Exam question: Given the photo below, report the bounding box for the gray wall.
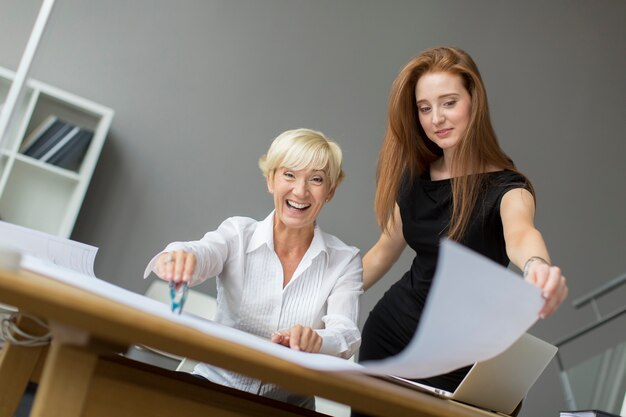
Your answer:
[2,1,625,416]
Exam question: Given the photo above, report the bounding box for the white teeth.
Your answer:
[287,200,310,209]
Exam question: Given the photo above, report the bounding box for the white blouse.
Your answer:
[144,212,363,406]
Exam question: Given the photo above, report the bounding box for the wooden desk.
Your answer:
[0,267,500,417]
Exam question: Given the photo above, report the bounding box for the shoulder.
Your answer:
[215,216,259,238]
[485,170,532,199]
[319,230,363,280]
[488,170,530,188]
[319,229,360,258]
[219,216,256,228]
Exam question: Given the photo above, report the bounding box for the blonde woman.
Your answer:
[145,128,362,410]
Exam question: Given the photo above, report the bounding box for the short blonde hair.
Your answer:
[259,128,345,190]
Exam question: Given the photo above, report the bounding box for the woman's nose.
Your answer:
[293,179,308,196]
[431,107,445,125]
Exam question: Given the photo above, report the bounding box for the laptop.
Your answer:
[385,333,558,415]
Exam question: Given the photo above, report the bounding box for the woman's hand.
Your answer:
[156,251,196,284]
[524,259,568,319]
[271,325,322,353]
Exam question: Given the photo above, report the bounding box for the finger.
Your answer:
[155,253,168,278]
[541,267,562,299]
[544,271,566,316]
[541,272,560,304]
[158,252,175,278]
[303,329,321,353]
[299,328,313,352]
[271,331,290,347]
[534,263,551,291]
[538,292,556,318]
[548,283,567,315]
[539,288,555,318]
[164,252,176,281]
[540,296,560,318]
[289,326,302,351]
[539,274,567,318]
[271,332,284,344]
[183,253,196,283]
[173,251,185,282]
[552,276,569,313]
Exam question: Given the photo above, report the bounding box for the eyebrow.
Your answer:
[416,93,461,104]
[283,168,326,174]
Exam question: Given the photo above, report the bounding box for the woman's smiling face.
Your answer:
[415,71,472,154]
[268,167,334,231]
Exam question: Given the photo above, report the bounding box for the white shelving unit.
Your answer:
[0,66,113,237]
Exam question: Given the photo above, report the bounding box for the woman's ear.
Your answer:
[325,187,336,203]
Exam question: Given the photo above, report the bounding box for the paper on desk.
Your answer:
[0,220,97,276]
[19,239,543,379]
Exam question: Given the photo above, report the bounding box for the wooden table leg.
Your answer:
[0,314,49,417]
[29,327,98,417]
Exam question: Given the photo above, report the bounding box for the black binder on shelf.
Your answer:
[46,129,93,171]
[22,119,73,159]
[39,125,81,162]
[560,410,623,417]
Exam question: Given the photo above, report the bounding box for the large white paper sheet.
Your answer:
[0,220,97,276]
[19,239,543,379]
[360,240,543,378]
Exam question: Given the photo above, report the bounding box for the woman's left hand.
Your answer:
[524,260,568,319]
[271,325,322,353]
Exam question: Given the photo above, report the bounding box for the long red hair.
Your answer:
[375,46,534,240]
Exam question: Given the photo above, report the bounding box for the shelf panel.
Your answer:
[13,153,81,180]
[0,82,36,152]
[25,92,101,135]
[0,158,79,235]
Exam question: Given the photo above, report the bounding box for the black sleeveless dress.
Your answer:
[359,170,530,391]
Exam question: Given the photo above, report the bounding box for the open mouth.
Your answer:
[286,200,311,211]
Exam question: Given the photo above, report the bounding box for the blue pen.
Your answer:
[169,281,188,314]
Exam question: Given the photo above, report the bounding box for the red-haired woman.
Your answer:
[354,47,568,416]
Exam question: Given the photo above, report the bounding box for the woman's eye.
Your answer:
[443,100,457,107]
[418,106,431,114]
[283,172,295,179]
[311,177,324,184]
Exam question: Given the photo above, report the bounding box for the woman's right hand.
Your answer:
[271,325,323,353]
[155,251,196,284]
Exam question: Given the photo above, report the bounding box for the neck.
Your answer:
[432,154,502,180]
[273,218,314,256]
[431,154,454,180]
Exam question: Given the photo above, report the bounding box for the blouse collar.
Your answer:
[246,211,328,261]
